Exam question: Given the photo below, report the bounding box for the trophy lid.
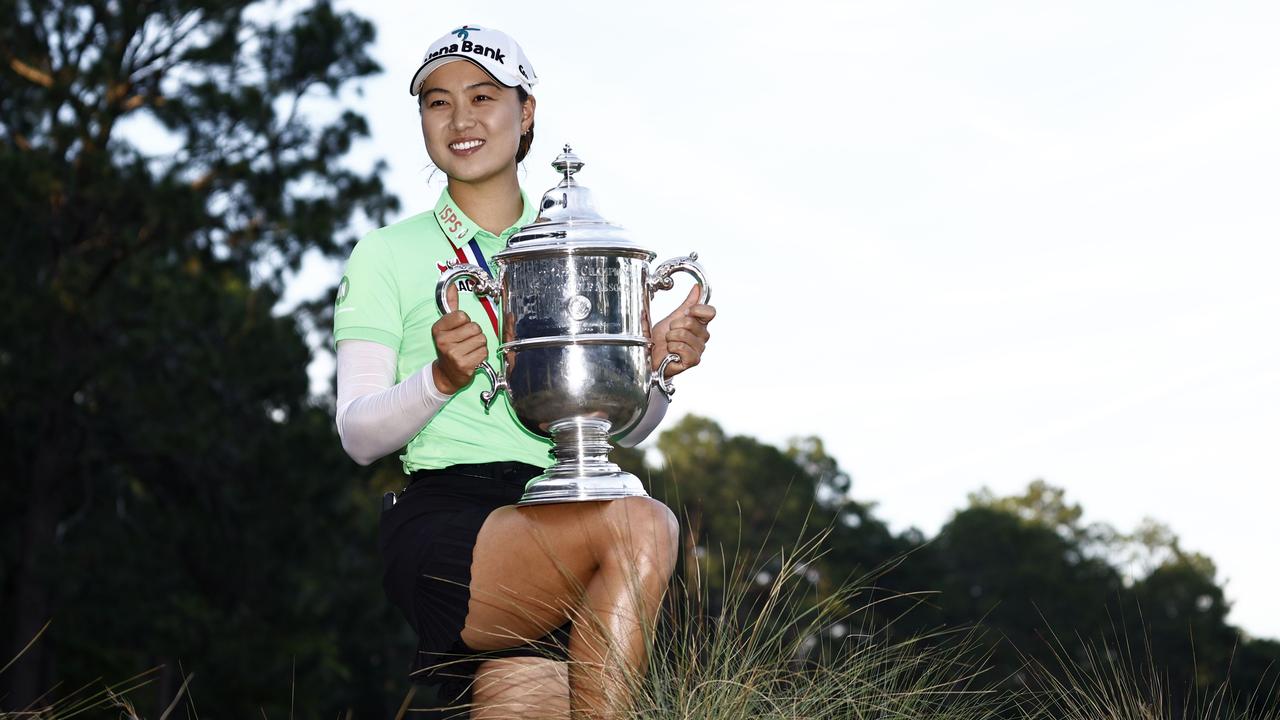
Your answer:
[499,145,654,260]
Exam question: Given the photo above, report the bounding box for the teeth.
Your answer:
[450,140,484,150]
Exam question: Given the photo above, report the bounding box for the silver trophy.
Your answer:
[435,145,710,505]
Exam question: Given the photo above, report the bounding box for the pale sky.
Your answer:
[286,1,1280,639]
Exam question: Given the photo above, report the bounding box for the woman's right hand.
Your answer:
[431,283,488,395]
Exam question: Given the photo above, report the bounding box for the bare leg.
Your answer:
[471,658,569,720]
[462,497,679,719]
[567,501,678,719]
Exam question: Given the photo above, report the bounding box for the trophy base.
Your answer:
[517,417,651,505]
[518,470,649,505]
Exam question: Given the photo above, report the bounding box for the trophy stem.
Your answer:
[517,417,651,505]
[548,417,618,475]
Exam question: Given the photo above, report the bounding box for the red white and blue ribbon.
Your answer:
[435,237,500,336]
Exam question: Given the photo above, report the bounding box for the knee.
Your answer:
[605,497,679,575]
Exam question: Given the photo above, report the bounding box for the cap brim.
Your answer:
[409,55,519,96]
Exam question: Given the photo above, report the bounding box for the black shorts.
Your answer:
[378,461,573,708]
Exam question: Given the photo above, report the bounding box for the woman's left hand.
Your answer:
[651,285,716,378]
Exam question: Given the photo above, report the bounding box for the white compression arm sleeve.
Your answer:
[335,339,450,466]
[335,339,671,464]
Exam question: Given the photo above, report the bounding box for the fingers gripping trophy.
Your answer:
[436,145,710,505]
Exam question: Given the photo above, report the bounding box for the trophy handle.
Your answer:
[646,252,711,397]
[477,360,508,411]
[646,251,712,304]
[435,260,500,313]
[651,353,680,399]
[434,260,507,412]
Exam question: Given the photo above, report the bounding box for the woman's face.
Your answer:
[418,60,534,186]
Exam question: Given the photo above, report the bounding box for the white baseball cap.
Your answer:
[409,25,538,96]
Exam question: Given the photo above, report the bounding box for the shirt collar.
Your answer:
[433,187,538,247]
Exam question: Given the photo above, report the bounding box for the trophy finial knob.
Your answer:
[552,144,584,181]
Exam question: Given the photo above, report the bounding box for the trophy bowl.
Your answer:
[435,146,710,505]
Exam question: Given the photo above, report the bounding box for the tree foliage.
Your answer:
[0,0,404,714]
[638,416,898,603]
[635,417,1280,716]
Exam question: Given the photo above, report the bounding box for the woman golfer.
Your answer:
[332,25,716,719]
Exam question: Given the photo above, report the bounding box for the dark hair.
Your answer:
[516,86,534,163]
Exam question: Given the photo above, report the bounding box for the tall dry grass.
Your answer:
[624,528,1006,720]
[1022,625,1280,720]
[3,527,1276,719]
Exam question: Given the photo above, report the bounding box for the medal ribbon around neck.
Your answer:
[434,209,501,336]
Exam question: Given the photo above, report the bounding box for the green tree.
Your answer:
[1095,512,1278,712]
[1230,637,1280,710]
[968,480,1088,539]
[1125,551,1238,709]
[928,501,1125,688]
[941,481,1279,714]
[1,0,400,714]
[629,432,1280,714]
[637,415,900,627]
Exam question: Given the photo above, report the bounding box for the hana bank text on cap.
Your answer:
[410,25,538,96]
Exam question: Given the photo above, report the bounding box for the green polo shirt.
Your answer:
[333,188,552,473]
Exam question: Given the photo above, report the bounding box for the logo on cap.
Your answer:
[411,25,536,96]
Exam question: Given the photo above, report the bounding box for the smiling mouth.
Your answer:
[449,139,485,152]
